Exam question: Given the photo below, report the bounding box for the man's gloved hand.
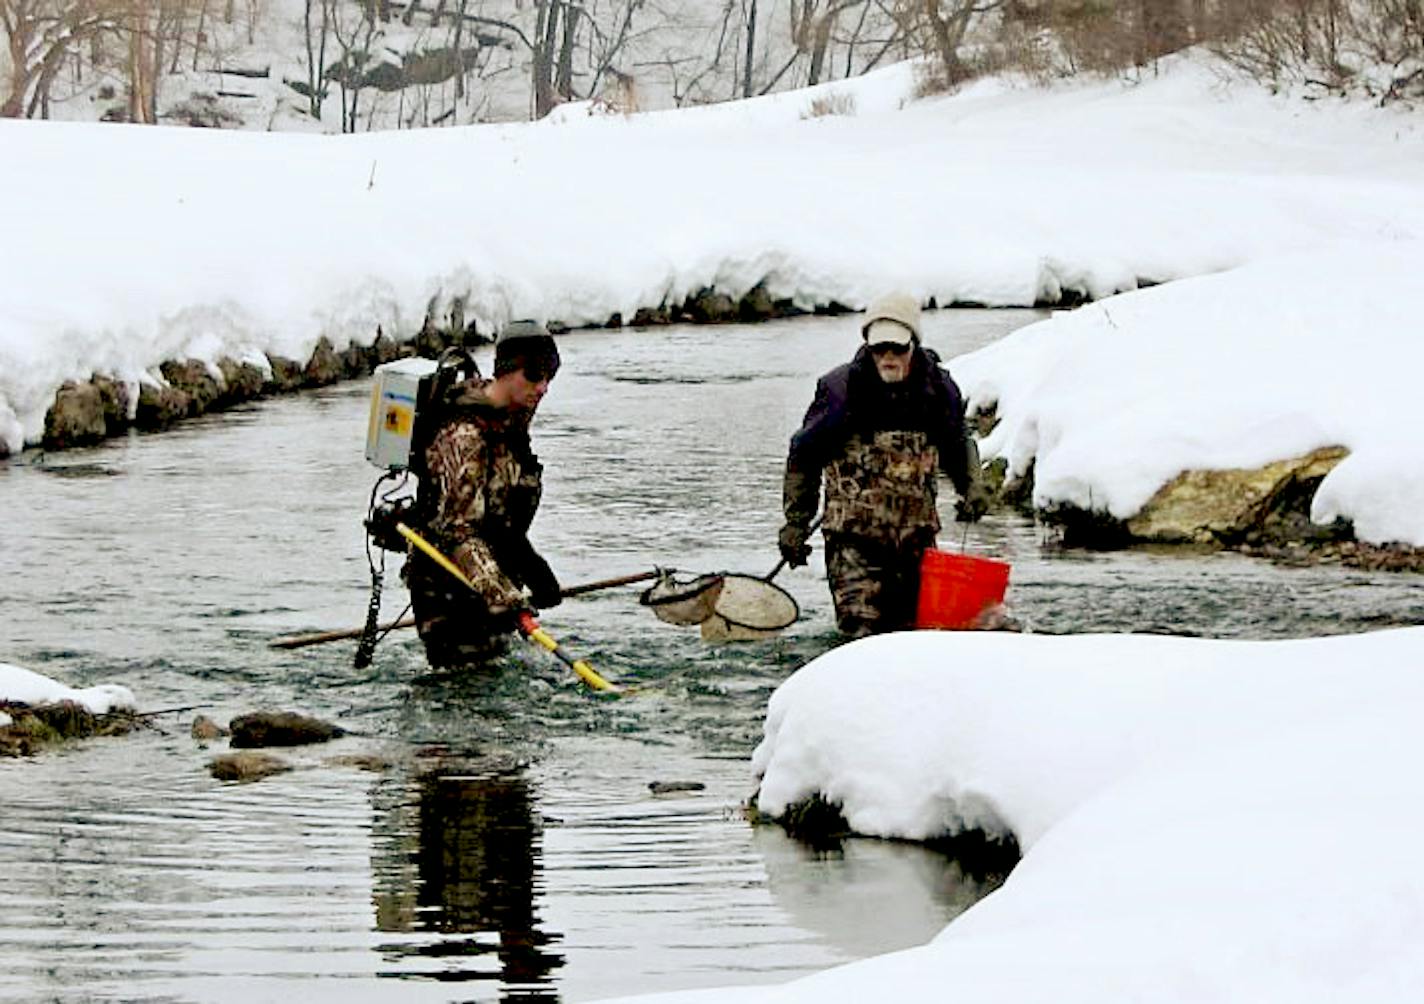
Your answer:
[491,531,562,610]
[523,551,563,610]
[778,523,813,567]
[954,480,992,523]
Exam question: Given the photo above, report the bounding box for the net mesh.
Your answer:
[639,570,724,625]
[709,574,799,631]
[639,565,800,637]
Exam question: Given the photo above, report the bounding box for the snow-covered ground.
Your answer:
[0,662,136,729]
[586,625,1424,1003]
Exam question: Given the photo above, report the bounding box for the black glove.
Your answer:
[778,523,812,567]
[954,480,991,523]
[522,550,562,610]
[490,531,562,610]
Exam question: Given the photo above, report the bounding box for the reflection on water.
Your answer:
[750,826,1005,959]
[2,308,1423,1002]
[373,757,563,997]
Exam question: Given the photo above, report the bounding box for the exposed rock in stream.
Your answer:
[209,750,294,782]
[0,700,145,757]
[749,792,1021,880]
[985,440,1423,571]
[1125,447,1350,545]
[229,710,346,747]
[36,329,416,453]
[191,715,230,742]
[649,780,706,795]
[967,400,1422,569]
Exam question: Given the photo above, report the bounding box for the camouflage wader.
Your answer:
[407,382,543,668]
[819,429,940,636]
[407,537,518,667]
[824,529,935,637]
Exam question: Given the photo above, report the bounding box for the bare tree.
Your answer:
[678,0,736,100]
[793,0,899,86]
[893,0,1005,85]
[742,0,756,94]
[530,0,560,114]
[328,0,378,130]
[1,0,125,117]
[1211,0,1342,87]
[300,0,330,117]
[580,0,647,104]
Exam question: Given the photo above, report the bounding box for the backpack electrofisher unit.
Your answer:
[365,357,439,470]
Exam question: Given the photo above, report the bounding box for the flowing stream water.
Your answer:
[3,309,1422,1003]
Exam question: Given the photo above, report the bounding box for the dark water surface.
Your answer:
[3,310,1423,1003]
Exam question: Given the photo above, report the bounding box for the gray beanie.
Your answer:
[861,292,921,345]
[494,319,560,378]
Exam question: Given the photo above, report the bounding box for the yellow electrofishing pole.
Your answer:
[396,523,619,693]
[513,611,616,693]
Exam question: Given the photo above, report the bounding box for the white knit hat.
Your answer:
[861,292,921,345]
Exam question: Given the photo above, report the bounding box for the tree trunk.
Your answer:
[1323,0,1339,70]
[1189,0,1207,41]
[28,50,63,119]
[303,0,329,117]
[129,3,156,124]
[743,0,757,97]
[452,0,467,101]
[792,0,813,49]
[3,24,29,117]
[168,3,183,72]
[193,0,207,70]
[150,5,165,122]
[532,0,560,116]
[557,2,575,99]
[923,0,968,85]
[845,0,869,77]
[807,9,836,85]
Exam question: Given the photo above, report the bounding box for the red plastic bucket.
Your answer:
[915,549,1011,630]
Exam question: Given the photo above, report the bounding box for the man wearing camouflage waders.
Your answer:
[405,321,565,667]
[778,292,990,638]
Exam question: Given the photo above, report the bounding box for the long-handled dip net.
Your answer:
[639,568,799,641]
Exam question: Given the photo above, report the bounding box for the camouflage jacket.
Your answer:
[784,345,975,546]
[418,379,543,609]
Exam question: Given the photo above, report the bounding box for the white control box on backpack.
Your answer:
[365,357,438,470]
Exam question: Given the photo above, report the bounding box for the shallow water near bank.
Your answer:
[3,309,1423,1002]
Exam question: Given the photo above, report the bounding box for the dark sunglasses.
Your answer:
[522,362,558,382]
[868,341,912,356]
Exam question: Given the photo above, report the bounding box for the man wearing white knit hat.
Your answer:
[778,292,989,637]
